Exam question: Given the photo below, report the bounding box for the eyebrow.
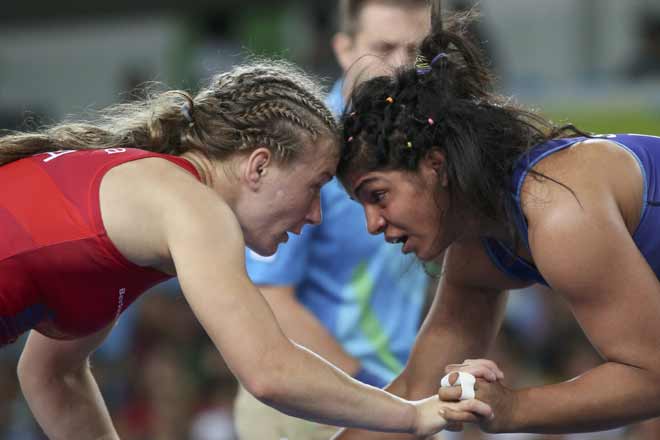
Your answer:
[353,176,378,201]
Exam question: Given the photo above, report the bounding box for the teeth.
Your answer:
[386,236,408,244]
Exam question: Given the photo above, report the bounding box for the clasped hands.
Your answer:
[437,358,514,433]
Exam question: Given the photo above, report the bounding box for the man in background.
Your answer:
[233,1,431,439]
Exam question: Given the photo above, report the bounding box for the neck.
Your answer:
[181,150,239,209]
[452,206,512,245]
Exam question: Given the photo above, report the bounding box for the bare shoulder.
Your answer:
[521,138,643,237]
[99,157,238,273]
[522,138,642,204]
[519,138,645,293]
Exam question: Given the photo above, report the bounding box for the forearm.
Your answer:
[255,341,416,433]
[504,362,660,433]
[395,278,506,399]
[20,363,117,440]
[282,319,360,375]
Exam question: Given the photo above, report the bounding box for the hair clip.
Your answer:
[430,52,448,65]
[385,96,394,104]
[415,54,430,74]
[415,52,448,75]
[181,102,195,128]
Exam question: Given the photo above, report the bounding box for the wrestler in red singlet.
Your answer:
[0,148,199,345]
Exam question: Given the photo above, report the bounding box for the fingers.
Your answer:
[445,371,460,385]
[441,399,494,424]
[454,398,493,419]
[438,385,463,401]
[442,408,481,423]
[444,358,504,382]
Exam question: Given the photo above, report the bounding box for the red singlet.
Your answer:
[0,148,199,345]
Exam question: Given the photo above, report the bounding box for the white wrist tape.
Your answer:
[440,371,476,400]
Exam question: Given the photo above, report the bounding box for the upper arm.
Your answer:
[529,198,660,371]
[104,157,295,389]
[159,179,293,389]
[259,285,298,314]
[524,143,660,371]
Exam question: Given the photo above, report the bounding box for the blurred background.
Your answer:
[1,0,659,439]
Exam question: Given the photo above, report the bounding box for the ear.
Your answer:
[422,148,448,187]
[332,32,356,73]
[244,147,272,190]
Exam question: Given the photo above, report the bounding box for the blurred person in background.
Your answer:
[234,1,433,439]
[0,58,493,440]
[626,13,660,79]
[333,1,660,437]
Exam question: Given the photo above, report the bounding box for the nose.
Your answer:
[305,194,322,226]
[364,204,386,235]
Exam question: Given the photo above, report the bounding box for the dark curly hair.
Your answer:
[338,1,588,242]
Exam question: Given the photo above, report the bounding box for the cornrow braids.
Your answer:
[0,58,338,166]
[190,60,338,162]
[339,9,589,243]
[216,73,337,132]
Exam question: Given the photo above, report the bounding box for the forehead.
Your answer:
[294,136,339,173]
[356,3,430,43]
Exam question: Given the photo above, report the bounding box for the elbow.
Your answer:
[240,354,292,405]
[241,369,287,405]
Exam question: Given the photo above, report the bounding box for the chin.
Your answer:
[414,249,435,262]
[246,241,277,257]
[415,241,445,262]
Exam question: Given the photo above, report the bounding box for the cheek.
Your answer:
[283,191,313,217]
[412,192,445,231]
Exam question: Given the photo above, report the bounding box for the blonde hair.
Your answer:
[0,59,338,166]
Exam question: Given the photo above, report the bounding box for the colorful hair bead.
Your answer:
[347,136,354,142]
[385,96,394,104]
[428,118,435,125]
[406,141,413,149]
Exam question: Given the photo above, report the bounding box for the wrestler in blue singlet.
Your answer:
[484,134,660,285]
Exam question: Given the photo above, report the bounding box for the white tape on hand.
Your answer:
[440,371,476,400]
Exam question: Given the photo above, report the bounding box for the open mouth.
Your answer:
[386,235,409,245]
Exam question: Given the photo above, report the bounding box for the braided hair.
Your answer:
[0,59,338,166]
[339,4,587,237]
